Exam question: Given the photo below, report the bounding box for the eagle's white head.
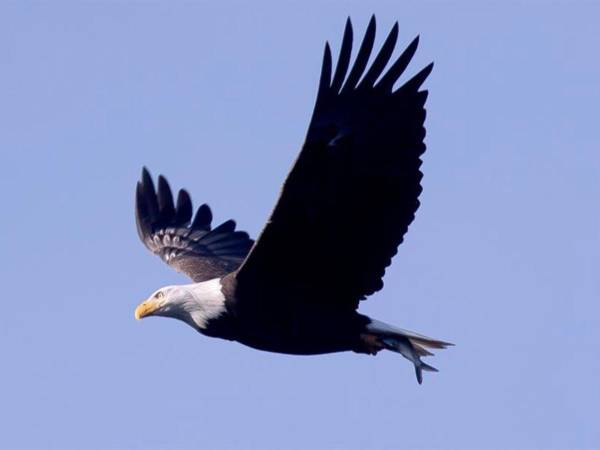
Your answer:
[134,278,226,329]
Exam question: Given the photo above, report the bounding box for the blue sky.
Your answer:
[1,2,599,449]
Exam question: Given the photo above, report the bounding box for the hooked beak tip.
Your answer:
[134,300,157,321]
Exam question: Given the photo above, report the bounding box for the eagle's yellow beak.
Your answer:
[135,299,159,320]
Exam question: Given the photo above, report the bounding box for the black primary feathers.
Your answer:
[135,168,254,282]
[236,16,432,311]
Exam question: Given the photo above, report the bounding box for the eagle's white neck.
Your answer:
[180,278,227,329]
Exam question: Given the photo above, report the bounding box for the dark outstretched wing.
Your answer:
[136,168,254,282]
[236,17,432,311]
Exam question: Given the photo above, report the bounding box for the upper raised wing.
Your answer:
[135,168,254,282]
[236,17,432,311]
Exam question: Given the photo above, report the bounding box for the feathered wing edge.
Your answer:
[310,16,433,302]
[136,168,254,281]
[238,16,433,300]
[314,16,433,114]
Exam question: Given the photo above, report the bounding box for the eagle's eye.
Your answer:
[155,291,164,299]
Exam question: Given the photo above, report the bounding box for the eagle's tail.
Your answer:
[366,319,453,384]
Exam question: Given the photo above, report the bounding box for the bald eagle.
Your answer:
[134,16,452,384]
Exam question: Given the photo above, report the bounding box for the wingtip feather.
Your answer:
[376,34,420,91]
[358,21,399,89]
[192,203,213,230]
[157,175,175,216]
[175,189,193,225]
[368,14,376,29]
[330,17,354,93]
[141,166,151,179]
[342,14,376,92]
[141,167,154,190]
[317,42,333,97]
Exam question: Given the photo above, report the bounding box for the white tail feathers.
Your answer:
[367,319,453,384]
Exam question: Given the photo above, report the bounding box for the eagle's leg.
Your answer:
[359,333,384,355]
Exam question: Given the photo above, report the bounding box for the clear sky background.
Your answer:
[1,2,598,449]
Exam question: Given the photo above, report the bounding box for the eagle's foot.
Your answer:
[360,333,384,355]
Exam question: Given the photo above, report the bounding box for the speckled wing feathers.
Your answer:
[135,168,254,282]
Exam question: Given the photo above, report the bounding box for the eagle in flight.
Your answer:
[134,16,452,384]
